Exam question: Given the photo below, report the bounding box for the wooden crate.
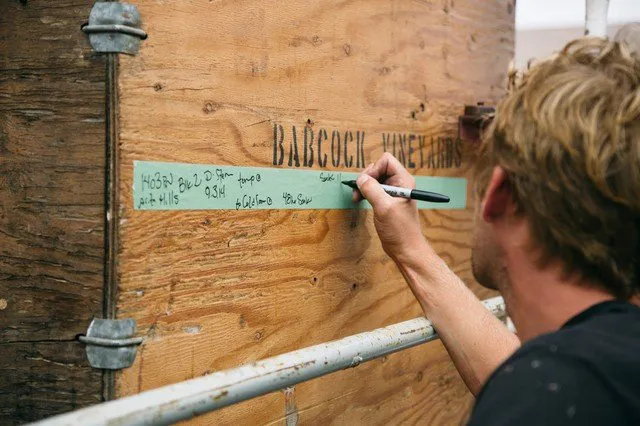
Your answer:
[0,0,514,424]
[0,2,105,424]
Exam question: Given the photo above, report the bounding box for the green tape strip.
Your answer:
[133,161,467,211]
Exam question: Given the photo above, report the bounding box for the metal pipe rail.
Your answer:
[585,0,610,37]
[32,296,507,426]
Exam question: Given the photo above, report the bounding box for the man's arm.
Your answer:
[355,153,520,395]
[395,240,520,395]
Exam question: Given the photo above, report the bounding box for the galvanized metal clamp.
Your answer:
[79,318,144,370]
[82,2,146,55]
[458,103,495,143]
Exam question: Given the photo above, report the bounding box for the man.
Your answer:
[354,38,640,425]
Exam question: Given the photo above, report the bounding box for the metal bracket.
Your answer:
[458,103,495,143]
[82,2,146,55]
[79,318,144,370]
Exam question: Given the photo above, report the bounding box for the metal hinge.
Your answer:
[458,103,495,143]
[79,318,144,370]
[82,2,147,55]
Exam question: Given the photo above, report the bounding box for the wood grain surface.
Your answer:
[116,0,514,424]
[0,1,105,423]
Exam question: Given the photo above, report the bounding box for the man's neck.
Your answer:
[500,251,615,342]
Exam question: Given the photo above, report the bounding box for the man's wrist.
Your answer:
[392,239,460,313]
[393,240,435,290]
[392,238,436,271]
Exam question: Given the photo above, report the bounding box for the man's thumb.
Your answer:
[357,174,391,209]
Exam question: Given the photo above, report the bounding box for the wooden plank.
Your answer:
[0,342,102,425]
[0,0,106,422]
[115,0,513,424]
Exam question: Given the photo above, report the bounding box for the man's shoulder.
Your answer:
[469,343,628,425]
[468,303,640,425]
[537,301,640,372]
[508,301,640,386]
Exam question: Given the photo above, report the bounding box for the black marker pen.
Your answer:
[341,180,450,203]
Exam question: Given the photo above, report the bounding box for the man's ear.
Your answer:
[481,166,513,223]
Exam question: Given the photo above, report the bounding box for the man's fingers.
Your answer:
[356,174,391,210]
[369,153,416,189]
[352,163,374,202]
[351,154,415,204]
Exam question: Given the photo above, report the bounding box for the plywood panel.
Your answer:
[116,0,513,424]
[0,0,106,422]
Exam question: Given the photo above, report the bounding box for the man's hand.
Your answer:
[355,153,429,264]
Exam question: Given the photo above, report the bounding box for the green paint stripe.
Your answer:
[133,161,467,211]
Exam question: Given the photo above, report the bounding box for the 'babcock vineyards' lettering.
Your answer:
[273,124,366,169]
[382,133,463,169]
[272,123,463,170]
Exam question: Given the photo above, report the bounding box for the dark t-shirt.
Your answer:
[468,300,640,425]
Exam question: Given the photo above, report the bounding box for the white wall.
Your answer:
[515,0,640,68]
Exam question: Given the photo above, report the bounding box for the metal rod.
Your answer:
[78,336,144,348]
[585,0,610,37]
[31,297,507,426]
[82,24,148,39]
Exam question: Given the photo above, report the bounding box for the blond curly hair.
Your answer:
[475,38,640,299]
